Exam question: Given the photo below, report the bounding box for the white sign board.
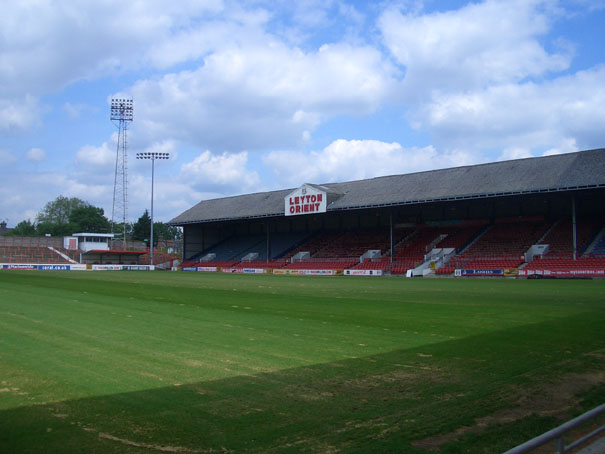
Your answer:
[285,184,327,216]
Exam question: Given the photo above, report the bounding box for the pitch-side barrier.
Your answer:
[1,263,154,271]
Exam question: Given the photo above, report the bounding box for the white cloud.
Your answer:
[180,150,261,193]
[0,171,112,225]
[130,40,397,151]
[0,0,224,94]
[419,65,605,151]
[26,148,47,162]
[543,138,579,156]
[263,139,478,186]
[372,0,605,153]
[0,95,41,133]
[75,141,116,172]
[498,147,534,161]
[0,0,223,133]
[379,0,570,96]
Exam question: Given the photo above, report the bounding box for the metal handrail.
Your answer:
[503,404,605,454]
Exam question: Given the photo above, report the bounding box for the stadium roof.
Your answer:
[170,148,605,225]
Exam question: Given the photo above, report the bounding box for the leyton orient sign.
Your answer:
[285,184,327,216]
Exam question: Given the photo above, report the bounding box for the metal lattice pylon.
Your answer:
[110,98,133,248]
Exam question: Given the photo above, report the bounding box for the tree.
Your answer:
[36,196,89,225]
[153,222,182,241]
[131,211,180,246]
[132,210,151,243]
[8,220,36,236]
[36,221,72,237]
[68,206,110,233]
[110,220,132,239]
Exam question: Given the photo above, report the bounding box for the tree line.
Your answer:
[6,196,181,245]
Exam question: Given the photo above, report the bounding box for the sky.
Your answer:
[1,0,604,227]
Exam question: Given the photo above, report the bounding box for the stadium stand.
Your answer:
[0,246,74,264]
[525,256,605,271]
[590,231,605,256]
[389,223,486,275]
[311,230,390,258]
[166,149,604,278]
[352,257,391,271]
[536,217,601,258]
[232,260,287,269]
[435,218,549,275]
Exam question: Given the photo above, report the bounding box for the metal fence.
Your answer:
[503,404,605,454]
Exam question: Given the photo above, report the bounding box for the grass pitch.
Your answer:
[1,271,604,453]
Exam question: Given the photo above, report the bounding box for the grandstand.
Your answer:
[170,149,605,277]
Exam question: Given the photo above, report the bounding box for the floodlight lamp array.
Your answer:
[136,152,170,160]
[110,98,134,121]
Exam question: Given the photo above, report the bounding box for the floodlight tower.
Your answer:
[136,151,170,266]
[110,98,133,248]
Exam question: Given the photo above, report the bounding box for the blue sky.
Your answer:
[1,0,604,226]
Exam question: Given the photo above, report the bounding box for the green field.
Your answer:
[1,271,604,453]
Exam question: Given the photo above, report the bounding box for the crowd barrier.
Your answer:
[1,263,86,271]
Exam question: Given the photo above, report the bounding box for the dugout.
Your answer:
[79,249,148,265]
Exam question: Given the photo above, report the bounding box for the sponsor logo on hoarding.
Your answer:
[198,266,218,272]
[272,269,335,275]
[520,269,604,277]
[40,265,70,271]
[345,270,383,276]
[1,264,87,271]
[242,268,264,274]
[222,268,242,273]
[2,264,38,270]
[458,269,504,276]
[305,269,334,275]
[92,265,123,271]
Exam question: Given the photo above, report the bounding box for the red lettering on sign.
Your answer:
[290,206,295,214]
[317,194,322,202]
[315,203,320,211]
[310,194,316,203]
[295,206,301,213]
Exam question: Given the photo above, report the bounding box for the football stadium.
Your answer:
[1,149,604,453]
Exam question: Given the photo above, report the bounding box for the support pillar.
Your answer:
[266,222,271,263]
[572,197,577,261]
[390,212,394,263]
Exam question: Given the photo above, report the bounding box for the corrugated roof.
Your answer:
[170,148,605,225]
